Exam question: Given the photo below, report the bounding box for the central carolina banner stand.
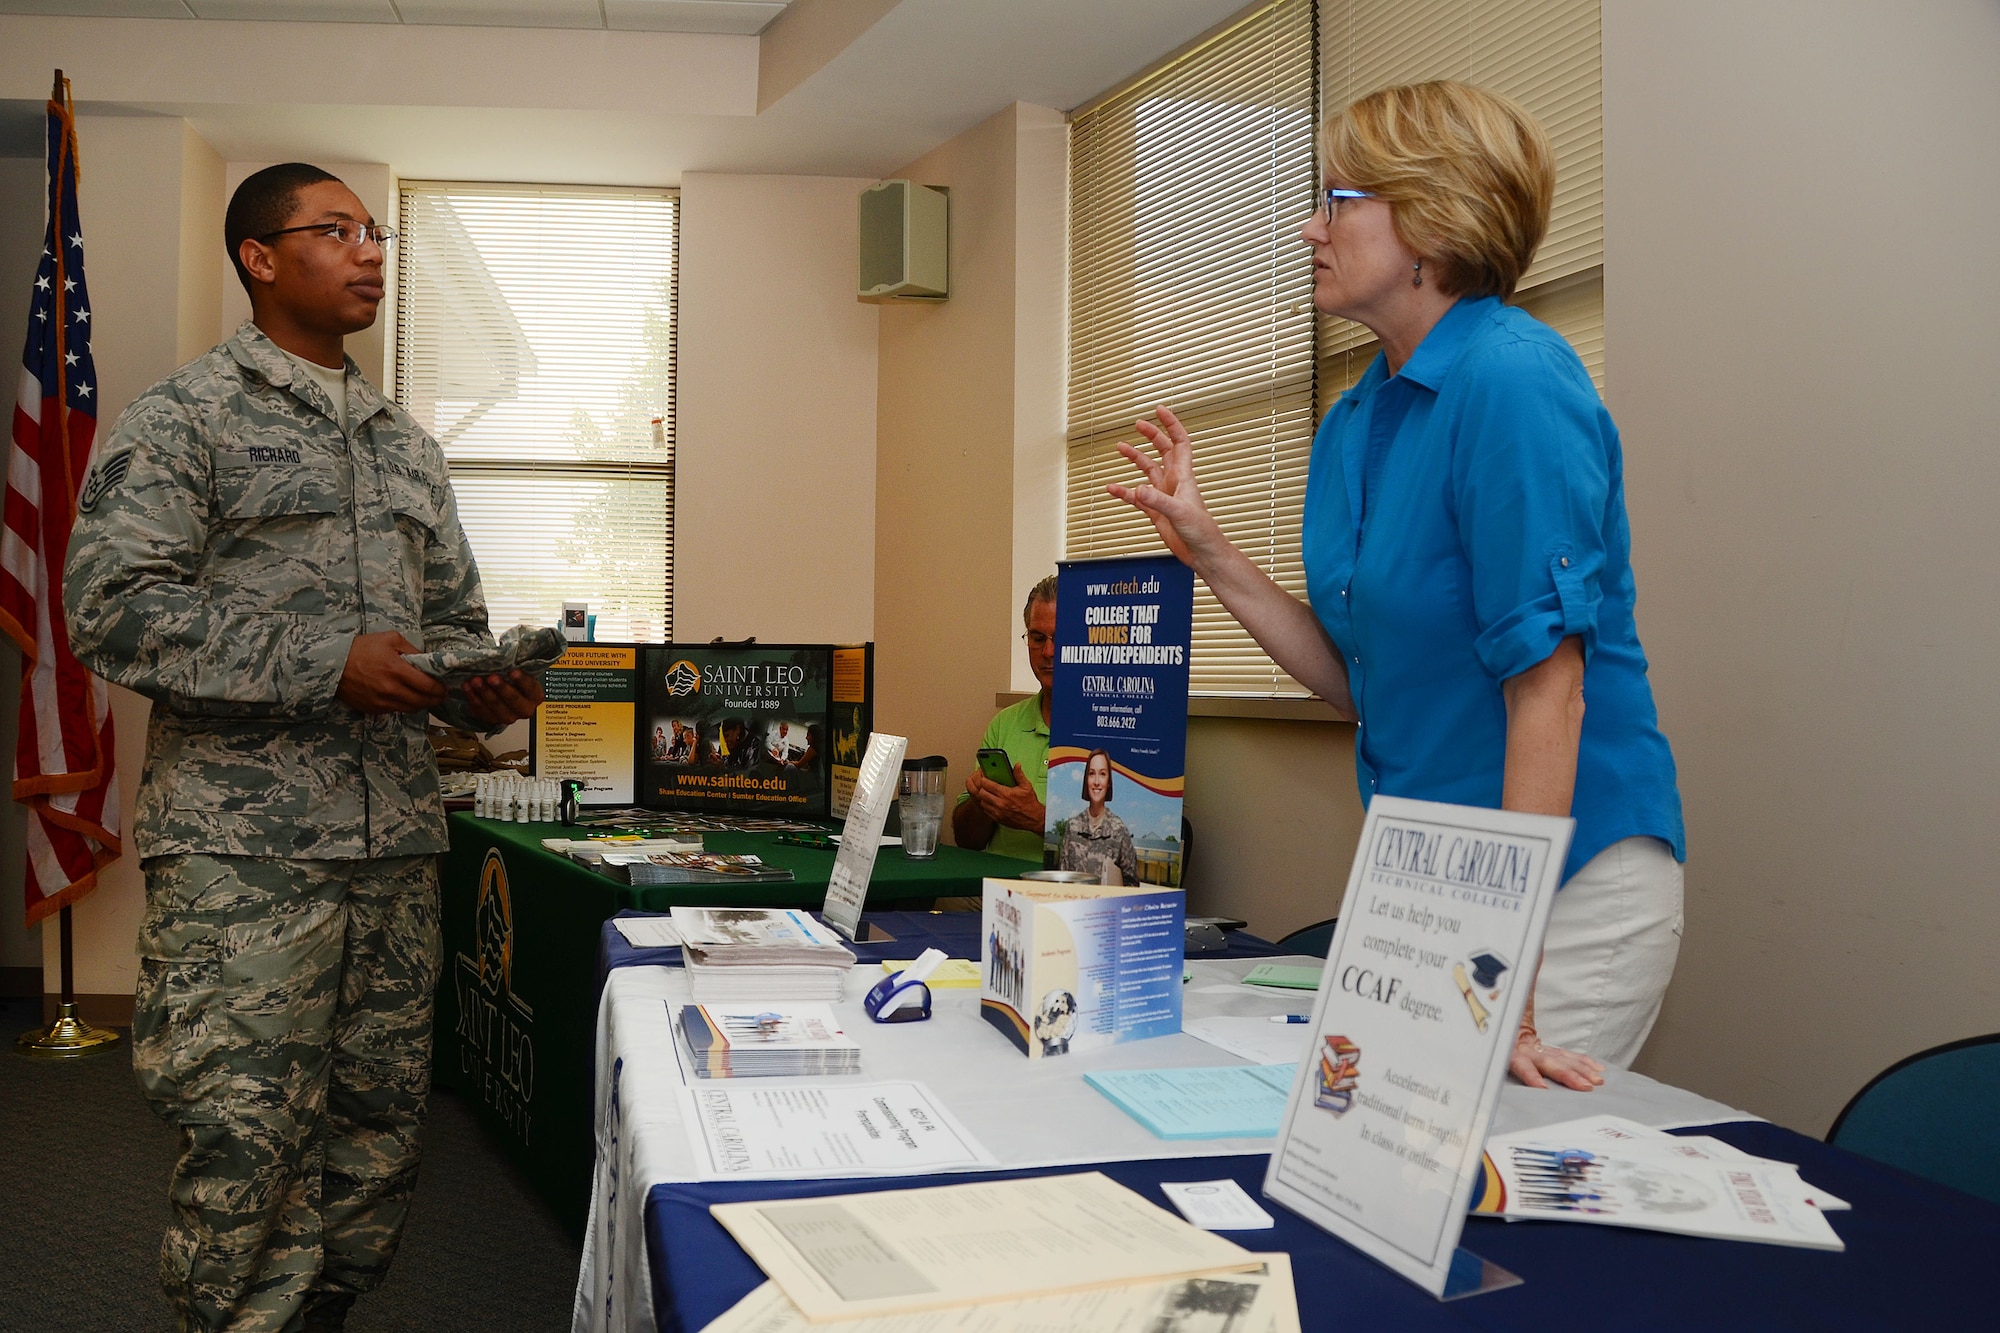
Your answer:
[1044,555,1193,885]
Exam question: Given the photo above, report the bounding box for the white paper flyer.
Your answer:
[683,1079,993,1179]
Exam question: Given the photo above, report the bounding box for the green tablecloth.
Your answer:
[432,813,1033,1232]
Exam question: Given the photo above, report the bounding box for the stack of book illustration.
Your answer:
[603,851,795,886]
[670,906,856,1001]
[675,1003,863,1079]
[1316,1034,1360,1114]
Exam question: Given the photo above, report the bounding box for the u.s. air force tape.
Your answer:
[76,451,132,513]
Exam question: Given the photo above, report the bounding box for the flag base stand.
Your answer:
[18,907,121,1058]
[17,1000,121,1059]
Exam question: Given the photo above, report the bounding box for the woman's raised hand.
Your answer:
[1107,406,1224,569]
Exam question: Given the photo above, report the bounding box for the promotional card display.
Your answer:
[1262,796,1573,1300]
[979,878,1184,1059]
[529,646,640,803]
[636,644,873,820]
[1045,557,1193,885]
[821,732,907,941]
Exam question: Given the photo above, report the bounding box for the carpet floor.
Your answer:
[1,996,582,1332]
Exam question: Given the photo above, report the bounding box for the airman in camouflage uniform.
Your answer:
[64,164,541,1333]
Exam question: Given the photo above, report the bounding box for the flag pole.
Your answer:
[16,68,119,1059]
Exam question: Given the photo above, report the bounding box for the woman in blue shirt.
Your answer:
[1108,81,1684,1092]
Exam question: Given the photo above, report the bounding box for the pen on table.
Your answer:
[1269,1014,1310,1024]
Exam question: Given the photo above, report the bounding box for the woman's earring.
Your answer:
[1412,260,1423,288]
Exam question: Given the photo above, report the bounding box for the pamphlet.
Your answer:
[667,907,853,965]
[602,852,795,885]
[1084,1065,1296,1140]
[1471,1115,1848,1249]
[700,1254,1299,1333]
[1262,796,1573,1298]
[674,1003,863,1079]
[708,1171,1262,1321]
[979,878,1184,1059]
[1044,556,1193,885]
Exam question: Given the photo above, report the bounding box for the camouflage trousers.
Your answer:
[133,853,441,1333]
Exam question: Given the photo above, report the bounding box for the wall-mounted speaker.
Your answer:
[858,179,948,303]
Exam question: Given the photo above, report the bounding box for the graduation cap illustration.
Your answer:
[1468,950,1511,993]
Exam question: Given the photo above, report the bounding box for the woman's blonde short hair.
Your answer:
[1320,81,1554,301]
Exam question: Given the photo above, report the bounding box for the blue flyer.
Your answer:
[1044,555,1193,885]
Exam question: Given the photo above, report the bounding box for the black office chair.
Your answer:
[1274,916,1338,958]
[1826,1033,2000,1206]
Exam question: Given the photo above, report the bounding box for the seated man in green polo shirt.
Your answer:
[952,574,1055,861]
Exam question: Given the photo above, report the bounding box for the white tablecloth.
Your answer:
[571,956,1754,1332]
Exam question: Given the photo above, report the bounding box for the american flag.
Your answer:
[0,76,119,925]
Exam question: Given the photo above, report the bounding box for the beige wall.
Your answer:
[675,172,879,644]
[177,125,225,364]
[1007,105,1068,691]
[1181,715,1361,941]
[1607,0,2000,1133]
[874,105,1027,791]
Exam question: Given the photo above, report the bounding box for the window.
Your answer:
[393,182,678,642]
[1065,0,1604,697]
[1318,0,1604,405]
[1066,0,1319,696]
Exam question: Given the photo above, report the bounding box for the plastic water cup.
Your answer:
[899,757,948,860]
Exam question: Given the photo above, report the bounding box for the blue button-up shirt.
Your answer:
[1302,296,1684,882]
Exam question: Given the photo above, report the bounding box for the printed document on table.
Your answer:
[700,1253,1299,1333]
[1183,1015,1315,1066]
[709,1171,1262,1321]
[610,917,681,949]
[683,1080,993,1179]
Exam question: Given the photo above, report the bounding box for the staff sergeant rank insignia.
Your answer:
[76,450,131,513]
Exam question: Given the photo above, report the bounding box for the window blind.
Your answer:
[1317,0,1603,373]
[393,181,678,642]
[1066,0,1320,697]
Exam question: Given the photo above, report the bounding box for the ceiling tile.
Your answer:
[0,1,191,16]
[604,0,786,36]
[187,1,399,19]
[395,0,603,29]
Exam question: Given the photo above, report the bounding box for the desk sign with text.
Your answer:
[821,731,906,940]
[1045,554,1192,886]
[1263,796,1572,1299]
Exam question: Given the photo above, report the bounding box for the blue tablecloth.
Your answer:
[642,1121,2000,1332]
[596,908,1287,1014]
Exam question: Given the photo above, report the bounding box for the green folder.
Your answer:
[1242,963,1323,990]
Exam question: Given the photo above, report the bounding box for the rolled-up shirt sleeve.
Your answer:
[1449,337,1612,682]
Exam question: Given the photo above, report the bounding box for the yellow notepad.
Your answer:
[879,958,982,988]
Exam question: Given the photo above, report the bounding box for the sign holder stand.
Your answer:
[821,731,906,942]
[1440,1249,1522,1301]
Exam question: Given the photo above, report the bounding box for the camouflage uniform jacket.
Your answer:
[65,322,495,861]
